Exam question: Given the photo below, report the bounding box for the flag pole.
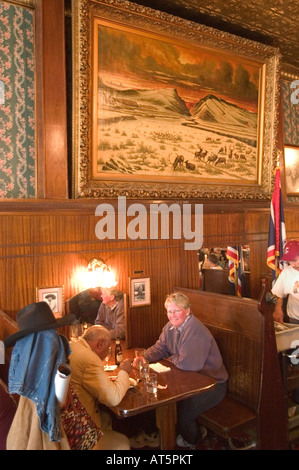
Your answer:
[266,150,286,284]
[274,151,281,281]
[234,263,238,296]
[275,257,279,281]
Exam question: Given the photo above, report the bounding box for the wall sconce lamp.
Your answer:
[85,258,118,289]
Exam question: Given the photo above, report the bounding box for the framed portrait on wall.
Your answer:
[129,277,151,307]
[36,286,65,318]
[72,0,281,201]
[284,145,299,195]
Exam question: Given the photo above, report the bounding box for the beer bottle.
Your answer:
[115,338,123,365]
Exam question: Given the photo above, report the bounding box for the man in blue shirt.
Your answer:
[139,292,228,449]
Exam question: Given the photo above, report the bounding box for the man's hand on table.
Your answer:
[118,358,132,374]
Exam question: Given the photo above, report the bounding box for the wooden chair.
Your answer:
[0,310,18,384]
[202,269,232,295]
[65,288,102,324]
[174,280,289,450]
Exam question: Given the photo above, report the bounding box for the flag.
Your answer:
[227,246,238,284]
[227,246,245,297]
[267,167,286,281]
[237,247,245,297]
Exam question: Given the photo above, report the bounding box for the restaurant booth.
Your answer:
[0,0,299,451]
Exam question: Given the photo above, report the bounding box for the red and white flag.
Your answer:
[267,167,286,281]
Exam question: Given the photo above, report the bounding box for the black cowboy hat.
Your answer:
[4,301,76,348]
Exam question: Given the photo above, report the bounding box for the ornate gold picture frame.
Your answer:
[72,0,281,200]
[284,145,299,196]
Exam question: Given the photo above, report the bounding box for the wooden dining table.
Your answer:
[106,348,216,450]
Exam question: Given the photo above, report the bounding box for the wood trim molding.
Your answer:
[35,0,68,198]
[0,198,272,214]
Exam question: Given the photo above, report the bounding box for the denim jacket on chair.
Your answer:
[8,329,70,441]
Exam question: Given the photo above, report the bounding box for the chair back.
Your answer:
[65,288,102,324]
[202,269,232,294]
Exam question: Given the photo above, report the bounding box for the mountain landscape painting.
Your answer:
[94,22,261,183]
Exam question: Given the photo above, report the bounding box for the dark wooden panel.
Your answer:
[0,206,298,346]
[175,287,262,340]
[202,268,231,294]
[208,327,262,405]
[35,0,68,198]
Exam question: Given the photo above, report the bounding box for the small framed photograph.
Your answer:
[36,286,65,318]
[129,277,151,307]
[284,145,299,195]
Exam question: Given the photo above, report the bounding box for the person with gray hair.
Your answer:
[272,240,299,324]
[135,292,228,450]
[69,325,132,450]
[205,253,223,269]
[95,288,126,340]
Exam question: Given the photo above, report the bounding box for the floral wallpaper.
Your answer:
[281,78,299,147]
[281,78,299,204]
[0,1,35,198]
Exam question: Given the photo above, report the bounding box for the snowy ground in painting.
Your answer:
[96,86,258,182]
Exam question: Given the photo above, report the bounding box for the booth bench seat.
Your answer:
[174,280,289,450]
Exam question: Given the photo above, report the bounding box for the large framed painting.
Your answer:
[72,0,281,200]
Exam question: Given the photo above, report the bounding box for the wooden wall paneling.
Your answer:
[0,0,297,348]
[0,215,34,317]
[202,211,246,247]
[1,257,33,319]
[177,243,198,290]
[284,209,299,240]
[0,201,297,346]
[127,240,161,347]
[125,238,186,347]
[35,0,68,198]
[244,210,271,299]
[152,242,187,341]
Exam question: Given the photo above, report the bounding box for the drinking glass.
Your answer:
[104,346,112,370]
[139,361,150,379]
[146,373,158,394]
[134,349,146,370]
[69,323,82,341]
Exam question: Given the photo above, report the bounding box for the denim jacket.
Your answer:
[8,329,70,441]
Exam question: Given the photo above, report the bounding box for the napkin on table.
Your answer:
[149,362,171,373]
